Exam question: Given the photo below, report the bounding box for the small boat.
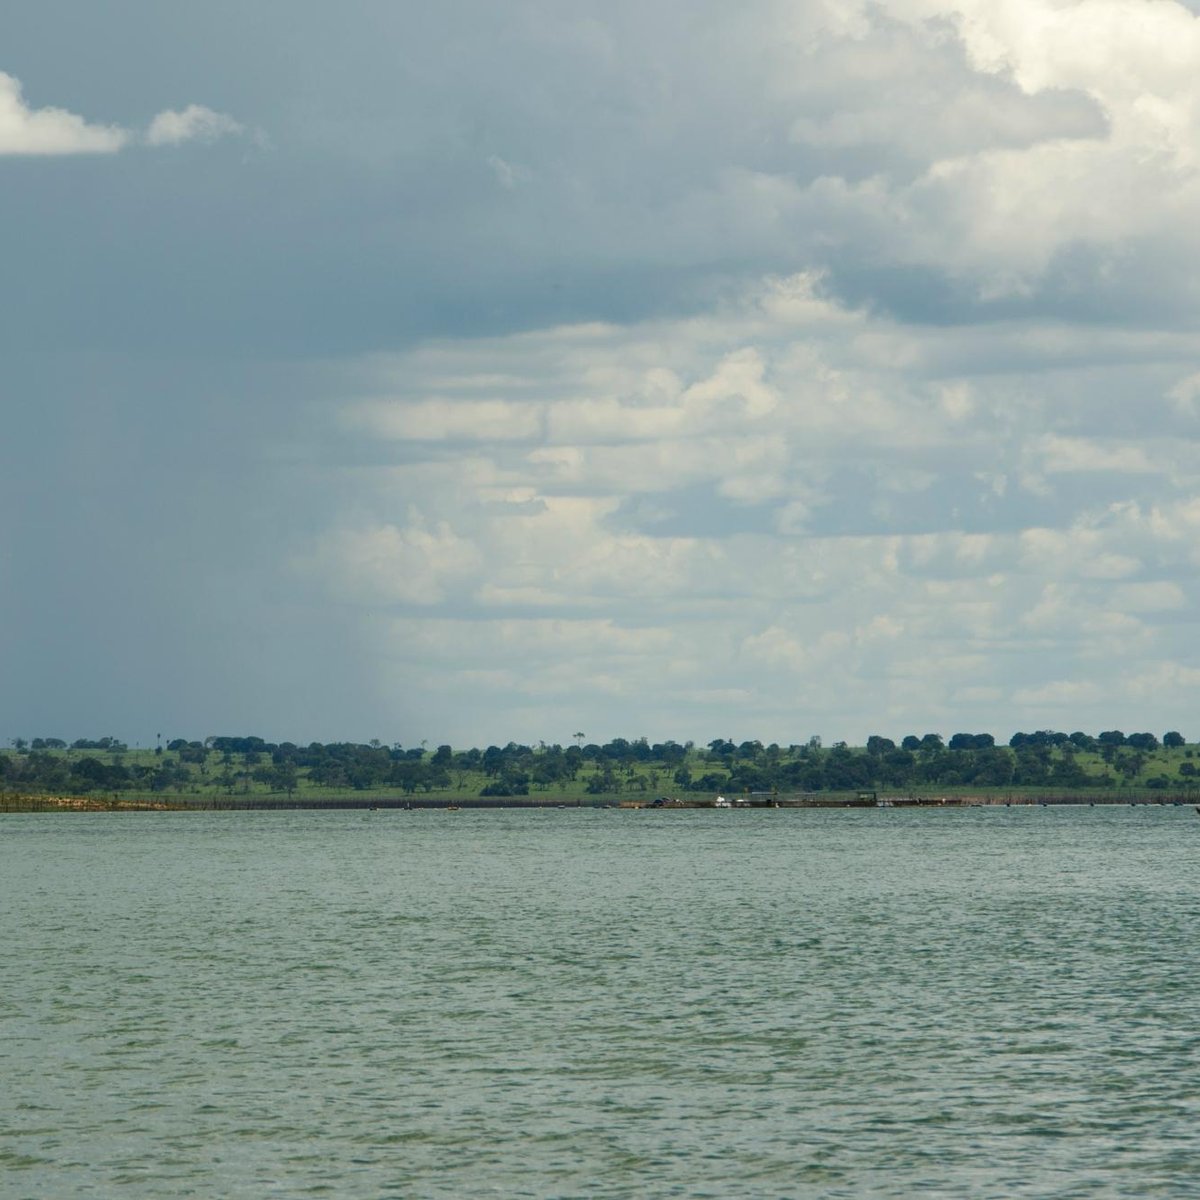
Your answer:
[447,804,460,812]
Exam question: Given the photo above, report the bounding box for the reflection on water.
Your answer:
[3,807,1199,1198]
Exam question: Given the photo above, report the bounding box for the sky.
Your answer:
[4,0,1200,750]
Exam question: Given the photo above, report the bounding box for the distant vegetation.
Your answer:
[1,729,1196,801]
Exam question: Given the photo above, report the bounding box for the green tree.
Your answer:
[272,763,299,797]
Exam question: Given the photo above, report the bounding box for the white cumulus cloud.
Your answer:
[145,104,244,147]
[0,71,128,155]
[0,69,246,157]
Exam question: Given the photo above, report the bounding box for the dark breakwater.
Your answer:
[5,789,1199,812]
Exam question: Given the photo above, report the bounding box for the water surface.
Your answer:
[4,807,1199,1197]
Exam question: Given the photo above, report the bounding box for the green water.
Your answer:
[3,807,1200,1198]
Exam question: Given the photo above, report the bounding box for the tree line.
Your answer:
[1,729,1194,797]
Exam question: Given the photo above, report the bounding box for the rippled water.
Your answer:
[4,806,1200,1198]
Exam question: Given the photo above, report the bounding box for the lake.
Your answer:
[3,806,1199,1198]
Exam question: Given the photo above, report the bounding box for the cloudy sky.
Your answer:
[4,0,1200,749]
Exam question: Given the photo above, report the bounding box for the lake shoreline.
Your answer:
[3,789,1198,812]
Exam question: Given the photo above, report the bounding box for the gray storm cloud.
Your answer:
[3,0,1200,747]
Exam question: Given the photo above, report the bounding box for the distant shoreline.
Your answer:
[5,735,1197,805]
[3,790,1197,813]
